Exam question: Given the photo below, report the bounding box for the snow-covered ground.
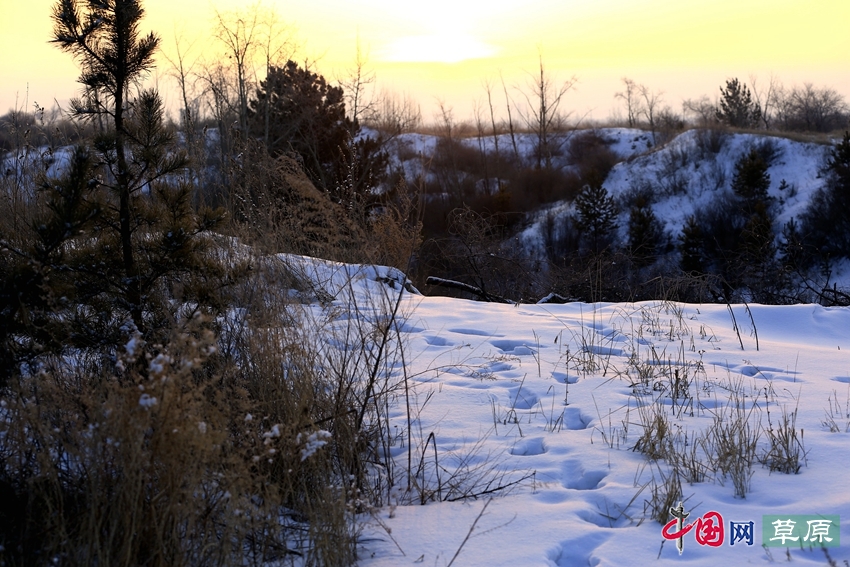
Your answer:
[312,259,850,566]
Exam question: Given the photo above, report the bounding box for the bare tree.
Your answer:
[472,98,491,194]
[162,32,206,191]
[614,77,643,128]
[776,83,848,133]
[518,53,576,169]
[500,71,520,162]
[483,78,504,192]
[749,73,781,130]
[639,85,664,146]
[340,36,377,127]
[164,34,201,135]
[196,60,240,194]
[483,78,500,158]
[368,89,421,137]
[682,96,717,127]
[256,8,297,147]
[213,5,262,132]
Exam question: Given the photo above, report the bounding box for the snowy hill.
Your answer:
[515,129,832,263]
[390,128,850,287]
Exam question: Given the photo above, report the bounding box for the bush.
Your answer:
[694,128,729,157]
[567,130,620,190]
[0,252,414,566]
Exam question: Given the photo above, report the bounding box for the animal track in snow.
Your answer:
[582,344,624,357]
[485,360,514,373]
[552,371,578,385]
[395,322,424,333]
[561,460,607,490]
[547,532,610,567]
[423,335,452,347]
[563,407,590,430]
[509,437,547,456]
[490,339,537,355]
[507,386,539,410]
[709,360,802,383]
[448,327,503,337]
[576,506,632,529]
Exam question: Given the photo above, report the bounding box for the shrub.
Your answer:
[567,130,620,190]
[694,128,729,157]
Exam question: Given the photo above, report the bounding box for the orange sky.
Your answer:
[1,0,848,124]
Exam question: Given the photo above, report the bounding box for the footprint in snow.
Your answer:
[552,371,578,385]
[563,407,589,430]
[508,386,539,410]
[561,460,607,490]
[491,339,537,355]
[546,532,611,567]
[448,327,503,337]
[510,437,547,456]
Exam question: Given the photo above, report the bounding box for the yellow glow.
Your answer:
[380,34,498,64]
[1,0,849,121]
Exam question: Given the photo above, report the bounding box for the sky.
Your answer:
[1,0,849,125]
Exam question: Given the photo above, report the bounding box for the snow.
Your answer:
[297,430,332,462]
[343,271,850,566]
[138,393,157,409]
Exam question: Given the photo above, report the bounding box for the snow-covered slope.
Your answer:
[518,129,832,263]
[604,130,828,239]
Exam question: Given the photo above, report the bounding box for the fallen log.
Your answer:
[425,276,514,304]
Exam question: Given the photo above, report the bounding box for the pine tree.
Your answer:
[826,131,850,211]
[716,78,762,128]
[627,197,664,267]
[52,0,162,328]
[46,0,227,343]
[800,131,850,262]
[729,149,777,295]
[778,218,805,271]
[679,215,705,274]
[248,61,388,207]
[731,148,771,209]
[739,202,775,265]
[574,183,618,254]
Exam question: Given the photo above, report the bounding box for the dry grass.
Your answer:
[0,221,417,566]
[760,395,808,474]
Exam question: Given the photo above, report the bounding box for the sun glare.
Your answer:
[380,34,498,64]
